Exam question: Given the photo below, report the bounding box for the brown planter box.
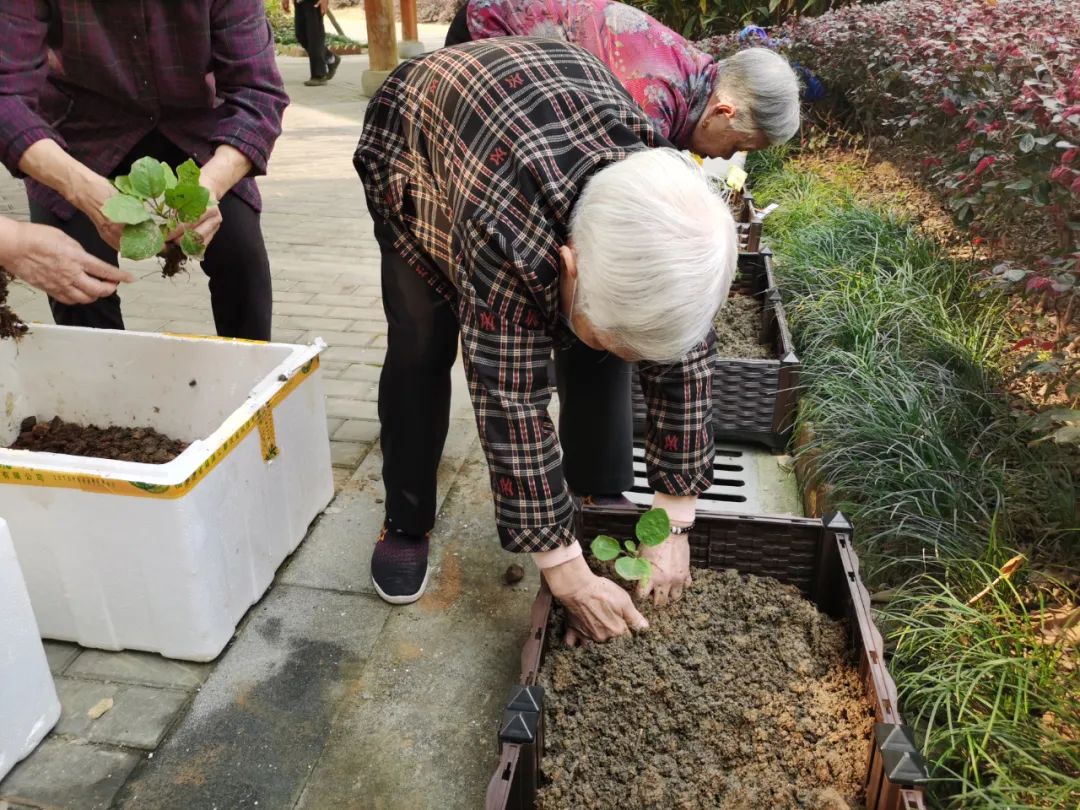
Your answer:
[484,506,929,810]
[735,188,765,254]
[631,250,801,452]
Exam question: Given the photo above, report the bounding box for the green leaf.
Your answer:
[164,182,211,223]
[161,162,178,191]
[101,194,152,225]
[1005,178,1033,191]
[1032,182,1051,206]
[1019,133,1036,153]
[625,539,636,554]
[176,158,201,184]
[615,556,651,582]
[179,229,205,258]
[128,156,167,199]
[120,220,165,261]
[113,175,140,198]
[635,508,671,546]
[590,535,621,562]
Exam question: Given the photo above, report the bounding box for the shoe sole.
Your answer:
[372,568,430,605]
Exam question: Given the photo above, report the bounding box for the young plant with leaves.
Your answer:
[590,508,671,585]
[101,157,216,277]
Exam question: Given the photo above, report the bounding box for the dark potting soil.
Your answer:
[714,293,772,360]
[10,416,188,464]
[0,269,28,340]
[537,568,873,810]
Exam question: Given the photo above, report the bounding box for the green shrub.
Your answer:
[624,0,851,41]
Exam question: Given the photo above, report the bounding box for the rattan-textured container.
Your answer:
[631,250,801,452]
[485,507,929,810]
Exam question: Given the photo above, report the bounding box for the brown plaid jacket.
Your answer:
[355,38,715,553]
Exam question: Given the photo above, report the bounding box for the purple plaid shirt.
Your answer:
[0,0,288,218]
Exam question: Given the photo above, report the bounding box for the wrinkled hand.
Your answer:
[1,222,133,305]
[637,534,692,607]
[69,172,124,250]
[543,555,648,645]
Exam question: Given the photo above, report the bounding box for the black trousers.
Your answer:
[295,0,332,78]
[29,132,273,341]
[444,5,472,47]
[374,217,633,536]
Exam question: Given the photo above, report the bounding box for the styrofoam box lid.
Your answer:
[0,325,325,486]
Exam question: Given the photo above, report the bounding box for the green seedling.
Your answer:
[102,157,216,277]
[589,507,670,585]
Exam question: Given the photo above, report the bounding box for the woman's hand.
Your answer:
[637,533,692,607]
[67,172,125,251]
[0,221,133,305]
[542,555,648,645]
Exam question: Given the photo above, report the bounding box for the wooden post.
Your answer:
[361,0,398,96]
[397,0,425,59]
[401,0,419,44]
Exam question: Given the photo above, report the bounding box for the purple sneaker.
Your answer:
[371,524,430,605]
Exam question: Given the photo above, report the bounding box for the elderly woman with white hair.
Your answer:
[354,38,737,642]
[446,0,802,159]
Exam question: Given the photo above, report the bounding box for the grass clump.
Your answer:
[747,147,1078,808]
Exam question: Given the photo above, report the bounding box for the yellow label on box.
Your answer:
[725,165,748,192]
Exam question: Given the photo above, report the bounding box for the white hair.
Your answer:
[715,47,801,145]
[569,148,737,363]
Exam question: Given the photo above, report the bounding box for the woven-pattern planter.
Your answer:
[631,250,801,452]
[485,507,929,810]
[734,188,765,254]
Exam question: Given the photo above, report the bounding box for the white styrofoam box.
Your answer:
[0,325,334,661]
[0,518,61,780]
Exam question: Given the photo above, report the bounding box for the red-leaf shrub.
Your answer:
[773,0,1079,280]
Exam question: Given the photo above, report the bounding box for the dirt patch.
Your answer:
[0,270,28,340]
[715,294,772,359]
[10,416,188,463]
[537,568,872,810]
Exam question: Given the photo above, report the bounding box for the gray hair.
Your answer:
[569,148,737,363]
[715,47,801,145]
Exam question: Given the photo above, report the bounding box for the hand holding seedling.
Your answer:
[101,157,218,277]
[591,508,692,606]
[543,555,648,645]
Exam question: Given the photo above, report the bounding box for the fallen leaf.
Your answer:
[87,697,114,720]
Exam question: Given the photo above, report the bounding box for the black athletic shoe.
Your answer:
[371,523,430,604]
[326,52,340,81]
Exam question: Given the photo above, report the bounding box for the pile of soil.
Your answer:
[714,294,772,359]
[0,269,28,340]
[537,569,873,810]
[10,416,188,464]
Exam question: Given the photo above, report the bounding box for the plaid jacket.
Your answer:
[355,39,715,553]
[0,0,288,218]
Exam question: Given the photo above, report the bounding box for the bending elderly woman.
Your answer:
[354,39,736,642]
[447,0,801,159]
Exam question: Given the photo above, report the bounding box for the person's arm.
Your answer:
[636,337,716,604]
[458,215,646,643]
[0,2,57,179]
[208,0,289,183]
[0,217,133,305]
